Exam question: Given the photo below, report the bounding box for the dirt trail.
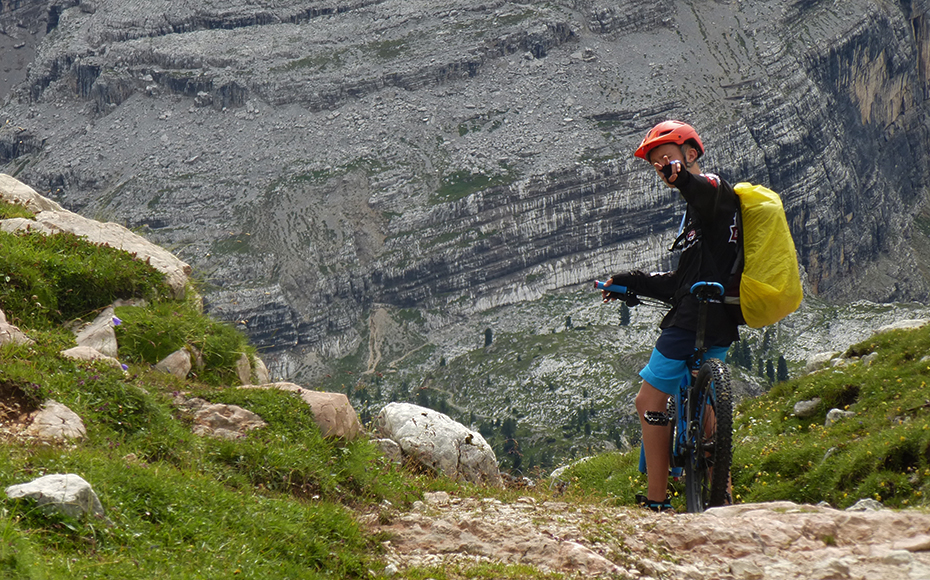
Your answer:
[366,492,930,579]
[365,308,390,374]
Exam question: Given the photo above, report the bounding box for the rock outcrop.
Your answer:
[71,306,119,358]
[175,396,267,440]
[372,495,930,580]
[0,174,192,298]
[374,402,502,487]
[0,308,33,346]
[0,0,928,384]
[60,344,123,369]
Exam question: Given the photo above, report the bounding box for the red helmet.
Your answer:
[634,120,705,160]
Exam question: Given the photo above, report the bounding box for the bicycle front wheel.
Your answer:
[684,358,733,513]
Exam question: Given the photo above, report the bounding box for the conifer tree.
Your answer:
[620,303,630,326]
[777,355,789,383]
[740,341,753,370]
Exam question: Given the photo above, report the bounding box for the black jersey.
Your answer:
[612,171,742,347]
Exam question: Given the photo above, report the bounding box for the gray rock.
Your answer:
[825,408,855,427]
[60,345,123,369]
[0,308,34,346]
[374,402,502,487]
[793,398,821,418]
[805,352,839,374]
[875,319,929,334]
[73,306,118,358]
[23,400,86,441]
[155,348,192,378]
[235,352,250,385]
[5,474,104,519]
[846,498,885,512]
[375,438,404,464]
[190,399,266,440]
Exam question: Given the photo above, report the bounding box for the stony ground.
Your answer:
[364,491,930,580]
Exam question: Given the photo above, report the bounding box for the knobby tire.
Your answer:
[684,359,733,513]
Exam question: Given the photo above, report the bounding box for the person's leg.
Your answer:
[635,380,672,503]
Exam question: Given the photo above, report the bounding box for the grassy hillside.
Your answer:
[3,204,930,578]
[0,218,432,579]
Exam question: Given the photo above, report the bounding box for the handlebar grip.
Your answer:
[595,280,628,294]
[689,281,725,296]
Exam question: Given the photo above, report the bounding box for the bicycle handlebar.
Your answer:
[595,279,723,304]
[689,281,725,300]
[594,280,628,294]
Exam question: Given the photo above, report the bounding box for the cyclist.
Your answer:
[601,120,743,512]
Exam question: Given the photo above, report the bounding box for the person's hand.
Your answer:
[601,278,620,303]
[655,155,682,184]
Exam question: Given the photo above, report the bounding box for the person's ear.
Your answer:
[685,145,699,164]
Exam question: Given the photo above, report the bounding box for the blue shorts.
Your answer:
[639,328,730,395]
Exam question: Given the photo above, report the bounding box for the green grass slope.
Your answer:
[0,217,426,579]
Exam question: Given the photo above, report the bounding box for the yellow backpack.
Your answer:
[732,182,803,328]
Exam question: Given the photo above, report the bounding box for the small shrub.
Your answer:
[0,200,35,220]
[115,301,252,385]
[0,231,169,328]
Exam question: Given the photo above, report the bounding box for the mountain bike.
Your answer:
[596,279,733,513]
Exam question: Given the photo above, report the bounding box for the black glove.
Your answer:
[661,161,691,188]
[608,271,645,289]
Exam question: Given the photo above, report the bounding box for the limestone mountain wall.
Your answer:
[0,0,928,380]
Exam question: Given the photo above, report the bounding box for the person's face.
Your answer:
[647,143,686,166]
[647,143,687,188]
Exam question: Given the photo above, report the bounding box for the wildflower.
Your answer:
[121,364,128,371]
[112,316,122,326]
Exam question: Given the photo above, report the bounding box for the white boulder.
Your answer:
[24,400,86,441]
[374,402,502,487]
[5,474,104,519]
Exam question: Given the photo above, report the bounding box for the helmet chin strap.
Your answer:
[682,145,698,169]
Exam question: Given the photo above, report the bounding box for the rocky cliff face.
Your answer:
[1,0,929,381]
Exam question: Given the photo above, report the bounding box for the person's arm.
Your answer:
[604,270,677,303]
[657,159,735,225]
